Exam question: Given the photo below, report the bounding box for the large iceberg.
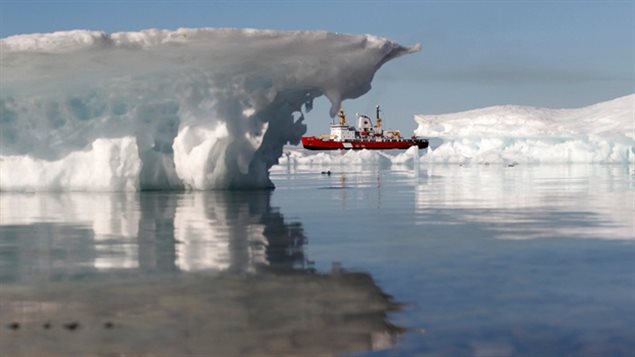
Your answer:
[0,28,419,191]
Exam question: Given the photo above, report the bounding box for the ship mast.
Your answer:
[338,109,347,125]
[375,105,382,129]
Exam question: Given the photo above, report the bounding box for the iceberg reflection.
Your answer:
[414,165,634,240]
[0,191,401,355]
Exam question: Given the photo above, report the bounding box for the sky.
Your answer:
[1,0,633,133]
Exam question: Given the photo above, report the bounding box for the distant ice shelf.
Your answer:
[275,94,634,168]
[415,94,634,164]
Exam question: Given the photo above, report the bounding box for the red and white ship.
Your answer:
[301,106,428,150]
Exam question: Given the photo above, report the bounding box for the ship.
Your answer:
[301,106,429,150]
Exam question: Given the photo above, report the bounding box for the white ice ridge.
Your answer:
[415,94,635,164]
[275,145,421,168]
[0,28,419,191]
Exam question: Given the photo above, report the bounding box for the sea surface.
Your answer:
[0,163,633,355]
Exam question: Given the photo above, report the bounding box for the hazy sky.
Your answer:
[1,0,633,132]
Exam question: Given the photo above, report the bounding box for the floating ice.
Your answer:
[275,145,420,168]
[415,94,634,164]
[0,137,141,191]
[0,28,418,191]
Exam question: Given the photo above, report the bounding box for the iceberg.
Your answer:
[0,28,419,191]
[415,94,634,164]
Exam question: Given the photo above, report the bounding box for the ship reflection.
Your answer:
[0,191,402,355]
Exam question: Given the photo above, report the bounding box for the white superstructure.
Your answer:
[330,125,356,141]
[329,106,397,142]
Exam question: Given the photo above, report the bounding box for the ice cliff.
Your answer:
[0,28,419,191]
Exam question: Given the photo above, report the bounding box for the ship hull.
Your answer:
[301,136,428,150]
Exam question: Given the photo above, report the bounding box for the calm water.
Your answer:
[0,164,633,355]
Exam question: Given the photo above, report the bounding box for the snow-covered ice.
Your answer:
[415,94,634,164]
[0,28,418,191]
[275,145,420,169]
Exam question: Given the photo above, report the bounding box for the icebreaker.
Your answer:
[0,28,419,191]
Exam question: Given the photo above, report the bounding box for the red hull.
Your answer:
[301,136,429,150]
